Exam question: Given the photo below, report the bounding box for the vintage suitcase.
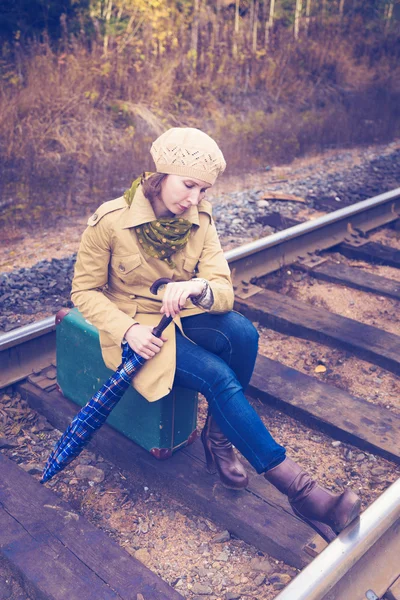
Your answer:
[56,308,198,458]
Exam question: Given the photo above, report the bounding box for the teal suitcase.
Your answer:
[56,308,198,458]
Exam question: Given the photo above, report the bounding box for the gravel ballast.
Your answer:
[1,141,400,599]
[1,141,399,334]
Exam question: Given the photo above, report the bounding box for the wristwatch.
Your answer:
[191,278,214,309]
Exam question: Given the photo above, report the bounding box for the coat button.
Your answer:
[119,264,126,272]
[92,213,98,221]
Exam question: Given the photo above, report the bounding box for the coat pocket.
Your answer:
[110,253,143,284]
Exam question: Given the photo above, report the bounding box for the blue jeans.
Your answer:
[175,311,286,474]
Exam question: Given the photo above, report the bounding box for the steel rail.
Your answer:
[274,477,400,600]
[226,187,400,294]
[0,317,56,388]
[1,191,400,596]
[0,316,55,351]
[1,188,400,375]
[226,187,400,262]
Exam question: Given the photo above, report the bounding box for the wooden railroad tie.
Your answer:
[249,354,400,464]
[235,288,400,377]
[0,453,184,600]
[295,259,400,302]
[18,381,325,570]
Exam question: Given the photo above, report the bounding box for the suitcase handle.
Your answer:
[150,278,174,338]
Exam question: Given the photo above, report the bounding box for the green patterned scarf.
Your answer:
[124,174,193,268]
[124,173,148,207]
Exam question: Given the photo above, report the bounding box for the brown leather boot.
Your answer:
[201,412,249,490]
[264,457,361,541]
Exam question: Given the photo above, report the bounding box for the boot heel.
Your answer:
[292,507,337,543]
[200,427,217,474]
[204,444,217,474]
[200,414,248,488]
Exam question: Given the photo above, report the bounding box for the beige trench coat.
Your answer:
[71,185,234,402]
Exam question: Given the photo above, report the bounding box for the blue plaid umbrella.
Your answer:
[41,278,172,484]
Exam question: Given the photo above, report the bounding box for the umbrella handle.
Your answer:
[150,277,173,295]
[150,278,174,338]
[152,314,173,338]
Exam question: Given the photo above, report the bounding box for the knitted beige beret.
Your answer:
[150,127,226,185]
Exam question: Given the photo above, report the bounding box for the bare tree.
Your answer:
[252,0,259,53]
[233,0,240,56]
[265,0,276,46]
[191,0,201,67]
[294,0,303,39]
[103,0,113,55]
[305,0,312,33]
[385,1,394,32]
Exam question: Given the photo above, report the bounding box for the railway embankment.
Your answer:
[1,141,399,334]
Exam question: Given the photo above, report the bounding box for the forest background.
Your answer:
[0,0,399,229]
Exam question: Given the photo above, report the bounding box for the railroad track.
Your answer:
[1,187,400,600]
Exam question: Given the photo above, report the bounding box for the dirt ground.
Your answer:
[257,325,400,415]
[369,226,400,251]
[0,555,31,600]
[1,379,399,600]
[258,261,400,337]
[209,140,400,197]
[0,215,87,273]
[1,141,400,598]
[1,138,399,274]
[254,249,400,417]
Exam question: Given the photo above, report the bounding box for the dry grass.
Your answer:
[0,25,399,229]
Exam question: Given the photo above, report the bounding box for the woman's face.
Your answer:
[158,175,211,216]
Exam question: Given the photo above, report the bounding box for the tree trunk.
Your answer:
[305,0,312,32]
[103,0,113,55]
[265,0,276,47]
[212,0,221,76]
[233,0,240,57]
[249,0,254,46]
[191,0,200,69]
[294,0,303,39]
[252,0,259,53]
[385,1,394,32]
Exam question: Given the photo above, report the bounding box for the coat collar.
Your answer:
[121,185,212,229]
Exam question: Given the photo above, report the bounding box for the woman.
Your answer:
[71,127,361,541]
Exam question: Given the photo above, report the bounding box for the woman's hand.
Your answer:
[160,280,205,318]
[124,324,167,360]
